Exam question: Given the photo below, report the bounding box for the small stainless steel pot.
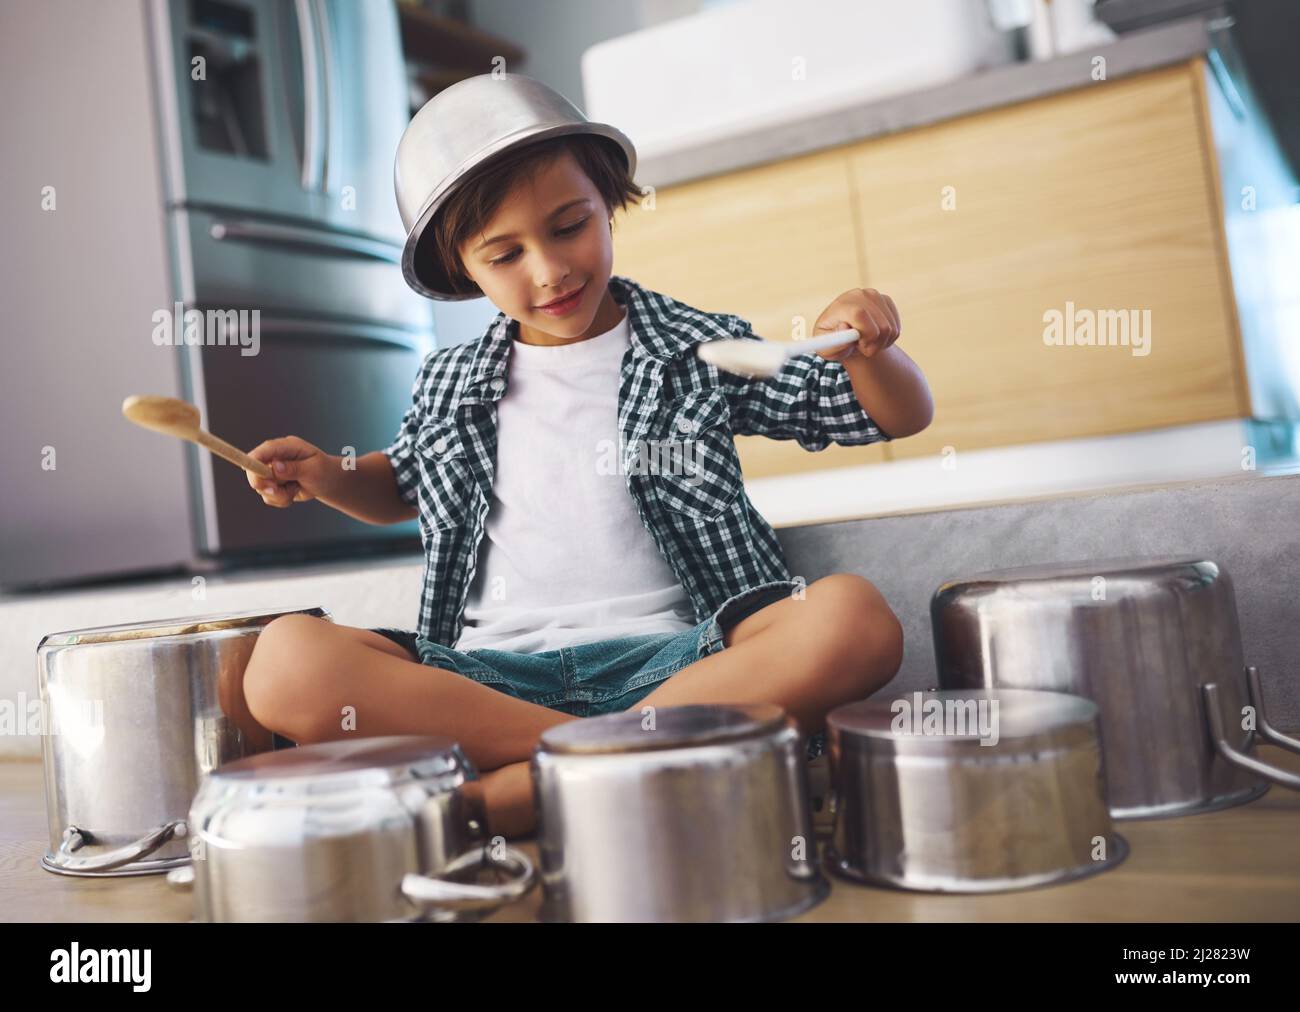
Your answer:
[932,556,1300,819]
[36,607,328,876]
[826,688,1127,893]
[166,735,535,922]
[533,703,828,922]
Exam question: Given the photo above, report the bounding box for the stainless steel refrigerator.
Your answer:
[1,0,433,588]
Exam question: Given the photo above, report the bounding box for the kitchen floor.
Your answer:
[3,744,1298,922]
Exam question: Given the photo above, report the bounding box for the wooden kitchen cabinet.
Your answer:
[615,57,1256,476]
[846,60,1247,460]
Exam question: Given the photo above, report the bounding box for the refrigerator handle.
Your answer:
[208,219,401,264]
[293,0,326,192]
[313,0,339,195]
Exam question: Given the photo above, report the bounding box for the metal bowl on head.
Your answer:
[532,702,829,922]
[394,72,636,300]
[826,688,1127,893]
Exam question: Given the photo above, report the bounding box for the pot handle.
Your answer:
[55,820,188,873]
[1244,666,1300,754]
[1203,678,1300,790]
[400,844,536,915]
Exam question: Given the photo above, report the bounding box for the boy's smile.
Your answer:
[457,150,625,347]
[534,279,588,316]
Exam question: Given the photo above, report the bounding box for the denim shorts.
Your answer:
[369,578,825,762]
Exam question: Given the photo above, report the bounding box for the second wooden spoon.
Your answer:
[122,395,274,480]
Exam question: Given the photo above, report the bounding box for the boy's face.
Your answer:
[457,151,616,344]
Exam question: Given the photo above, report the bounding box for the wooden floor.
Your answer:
[4,747,1299,922]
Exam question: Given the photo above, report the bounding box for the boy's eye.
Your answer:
[489,218,589,266]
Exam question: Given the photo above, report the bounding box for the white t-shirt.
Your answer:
[454,309,697,654]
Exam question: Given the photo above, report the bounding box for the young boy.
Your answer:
[240,75,932,839]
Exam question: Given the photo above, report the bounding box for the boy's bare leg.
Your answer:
[633,574,903,732]
[242,616,580,772]
[477,575,904,838]
[477,761,539,839]
[248,576,899,839]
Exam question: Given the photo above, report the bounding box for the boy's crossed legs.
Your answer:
[242,573,904,838]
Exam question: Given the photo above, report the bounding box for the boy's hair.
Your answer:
[421,133,641,298]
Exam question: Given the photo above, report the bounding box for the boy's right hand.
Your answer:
[246,436,336,508]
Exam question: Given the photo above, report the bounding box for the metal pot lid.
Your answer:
[538,703,787,755]
[211,735,468,792]
[829,689,1098,751]
[37,606,329,649]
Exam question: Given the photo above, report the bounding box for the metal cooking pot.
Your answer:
[532,702,828,923]
[36,607,328,876]
[932,556,1300,819]
[166,735,535,922]
[825,688,1126,893]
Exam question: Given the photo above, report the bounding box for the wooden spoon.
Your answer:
[122,395,274,480]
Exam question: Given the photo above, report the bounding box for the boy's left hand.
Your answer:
[810,288,901,362]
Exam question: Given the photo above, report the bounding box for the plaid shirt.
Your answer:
[384,273,892,648]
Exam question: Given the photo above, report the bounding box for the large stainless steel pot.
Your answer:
[932,556,1300,819]
[165,736,535,922]
[533,703,828,922]
[39,603,330,868]
[36,607,327,876]
[825,688,1127,892]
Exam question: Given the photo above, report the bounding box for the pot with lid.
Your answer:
[166,735,536,922]
[532,702,828,922]
[931,556,1300,818]
[36,607,328,876]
